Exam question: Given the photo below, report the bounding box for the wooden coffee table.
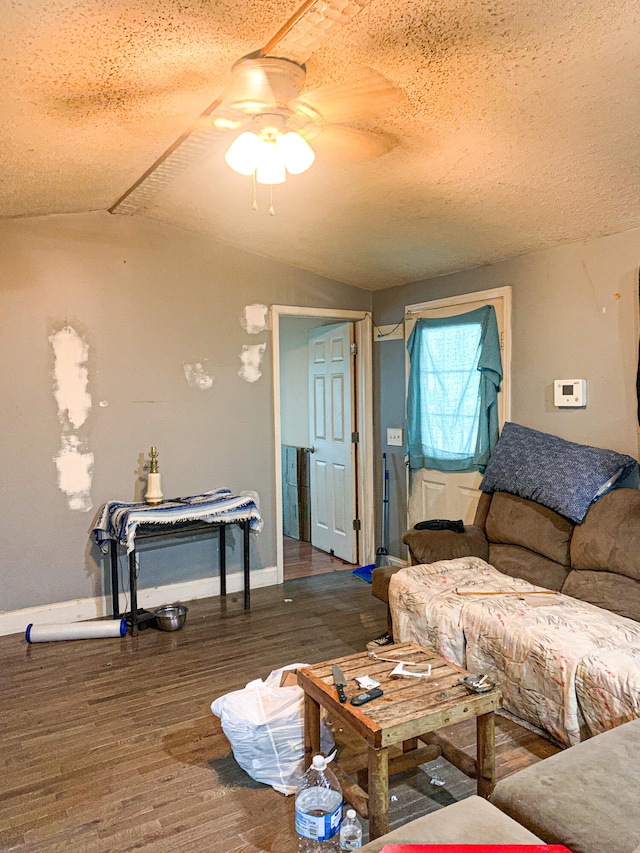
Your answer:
[297,641,501,840]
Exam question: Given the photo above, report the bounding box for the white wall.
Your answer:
[0,212,371,618]
[373,228,640,556]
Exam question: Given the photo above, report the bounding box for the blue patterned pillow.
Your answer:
[480,422,639,523]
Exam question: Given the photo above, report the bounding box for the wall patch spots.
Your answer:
[183,360,214,390]
[49,325,91,429]
[54,436,94,512]
[49,324,93,511]
[238,343,267,383]
[240,304,269,335]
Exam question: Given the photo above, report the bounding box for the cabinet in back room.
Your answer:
[282,445,311,541]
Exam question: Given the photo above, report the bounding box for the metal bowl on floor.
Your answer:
[153,604,189,631]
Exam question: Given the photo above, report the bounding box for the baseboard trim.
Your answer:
[0,566,278,638]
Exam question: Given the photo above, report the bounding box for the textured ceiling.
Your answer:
[2,0,640,289]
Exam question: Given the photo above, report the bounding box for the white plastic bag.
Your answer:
[211,663,335,795]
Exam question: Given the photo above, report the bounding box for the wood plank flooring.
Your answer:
[1,573,559,852]
[283,536,354,579]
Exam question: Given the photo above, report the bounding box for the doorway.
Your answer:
[405,287,512,529]
[271,306,374,583]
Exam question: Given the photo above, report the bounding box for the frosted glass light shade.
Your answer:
[225,127,315,184]
[225,131,261,176]
[255,139,286,185]
[277,131,315,174]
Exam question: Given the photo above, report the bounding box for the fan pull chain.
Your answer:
[250,175,278,214]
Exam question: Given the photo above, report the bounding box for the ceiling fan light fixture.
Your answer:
[277,130,315,174]
[225,119,315,190]
[224,131,262,176]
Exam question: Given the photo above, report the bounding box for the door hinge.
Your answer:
[500,330,504,350]
[351,431,359,443]
[352,519,361,531]
[350,342,358,355]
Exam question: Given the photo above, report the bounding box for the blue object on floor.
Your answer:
[352,564,374,583]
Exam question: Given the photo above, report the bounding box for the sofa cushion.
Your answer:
[473,490,493,529]
[485,491,573,565]
[570,488,640,581]
[463,589,640,746]
[489,543,571,591]
[562,569,640,622]
[389,557,529,667]
[575,643,640,736]
[491,718,640,853]
[403,524,489,566]
[359,795,542,852]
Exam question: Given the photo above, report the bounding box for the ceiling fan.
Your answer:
[110,0,399,215]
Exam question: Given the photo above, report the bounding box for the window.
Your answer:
[406,305,502,472]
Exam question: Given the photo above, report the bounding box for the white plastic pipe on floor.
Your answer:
[25,618,127,643]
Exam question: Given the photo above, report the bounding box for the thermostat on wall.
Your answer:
[554,379,586,408]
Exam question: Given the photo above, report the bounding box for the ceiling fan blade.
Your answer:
[303,70,407,125]
[110,0,374,215]
[315,123,400,163]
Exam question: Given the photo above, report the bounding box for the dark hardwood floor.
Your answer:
[1,573,559,852]
[283,536,355,579]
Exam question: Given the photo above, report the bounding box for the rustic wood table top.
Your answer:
[297,641,501,749]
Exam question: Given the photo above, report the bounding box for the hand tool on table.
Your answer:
[332,663,348,703]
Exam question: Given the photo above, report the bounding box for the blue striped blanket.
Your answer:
[93,488,263,554]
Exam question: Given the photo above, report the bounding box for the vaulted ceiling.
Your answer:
[3,0,640,289]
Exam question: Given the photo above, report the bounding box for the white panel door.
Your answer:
[406,288,511,528]
[308,322,357,562]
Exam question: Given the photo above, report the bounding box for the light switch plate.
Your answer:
[387,428,404,446]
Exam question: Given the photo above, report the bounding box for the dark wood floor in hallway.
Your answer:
[2,572,560,852]
[283,535,355,579]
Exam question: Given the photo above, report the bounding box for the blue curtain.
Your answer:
[406,305,502,472]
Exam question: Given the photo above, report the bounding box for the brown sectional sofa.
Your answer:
[365,487,640,853]
[373,486,640,623]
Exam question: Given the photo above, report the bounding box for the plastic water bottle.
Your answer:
[339,808,362,850]
[295,753,343,852]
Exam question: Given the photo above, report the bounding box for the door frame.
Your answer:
[271,305,374,583]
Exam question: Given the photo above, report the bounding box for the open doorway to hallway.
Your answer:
[280,316,357,577]
[272,306,375,584]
